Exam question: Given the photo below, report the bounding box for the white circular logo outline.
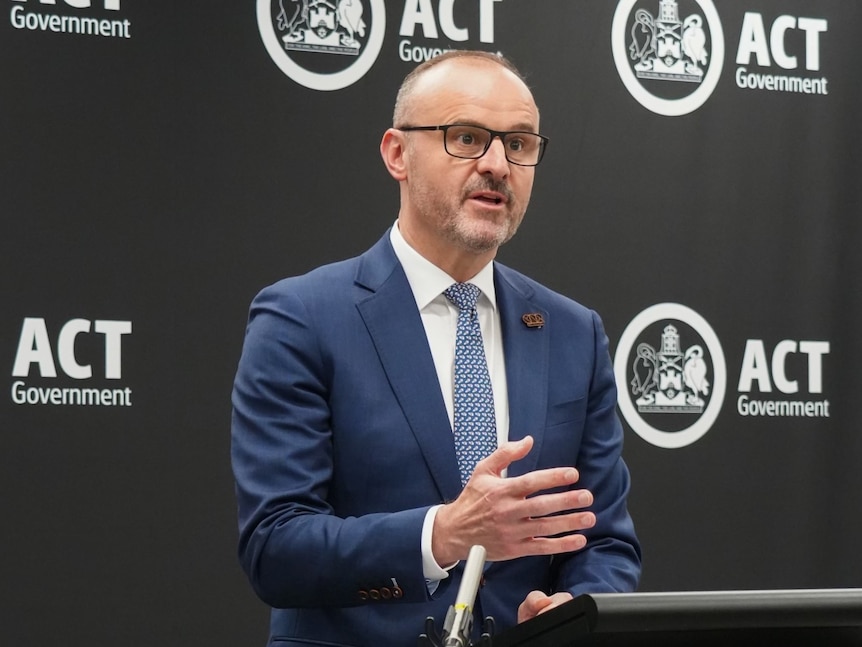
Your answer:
[257,0,386,91]
[611,0,725,116]
[614,303,726,449]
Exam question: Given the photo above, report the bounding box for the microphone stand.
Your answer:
[418,545,497,647]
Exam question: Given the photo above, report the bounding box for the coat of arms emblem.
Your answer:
[630,324,710,413]
[277,0,367,54]
[628,0,708,82]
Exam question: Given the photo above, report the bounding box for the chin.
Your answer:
[455,219,516,252]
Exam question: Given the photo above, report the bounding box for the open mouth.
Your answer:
[470,192,506,206]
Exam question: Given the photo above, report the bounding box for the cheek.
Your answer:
[412,156,455,185]
[513,173,535,205]
[437,167,474,199]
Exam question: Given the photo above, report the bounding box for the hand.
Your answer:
[518,591,574,623]
[431,436,595,565]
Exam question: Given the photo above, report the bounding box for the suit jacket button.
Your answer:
[369,589,380,600]
[358,590,368,601]
[392,586,403,599]
[380,587,392,599]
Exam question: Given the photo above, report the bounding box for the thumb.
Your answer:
[480,435,533,477]
[518,590,552,623]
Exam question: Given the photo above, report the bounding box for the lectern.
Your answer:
[491,589,862,646]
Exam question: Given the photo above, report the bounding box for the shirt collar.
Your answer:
[389,222,497,312]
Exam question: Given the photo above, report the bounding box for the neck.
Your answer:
[397,216,497,283]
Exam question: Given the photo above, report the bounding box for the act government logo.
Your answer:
[614,303,726,449]
[612,0,724,116]
[257,0,386,91]
[10,316,133,408]
[9,0,131,40]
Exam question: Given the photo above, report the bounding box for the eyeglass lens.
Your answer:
[444,125,543,165]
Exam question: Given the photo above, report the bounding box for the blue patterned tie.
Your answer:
[444,282,497,487]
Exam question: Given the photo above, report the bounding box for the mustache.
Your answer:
[463,178,514,203]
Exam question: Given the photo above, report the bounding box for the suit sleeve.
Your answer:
[230,283,432,609]
[551,310,642,595]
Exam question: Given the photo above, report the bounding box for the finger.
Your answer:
[508,466,581,498]
[523,489,594,519]
[526,510,596,539]
[523,590,548,606]
[537,592,574,616]
[516,533,589,556]
[518,591,552,623]
[478,435,533,477]
[527,591,554,613]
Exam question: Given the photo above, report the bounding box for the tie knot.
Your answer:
[444,282,480,311]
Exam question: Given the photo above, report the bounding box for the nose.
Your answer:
[476,136,510,179]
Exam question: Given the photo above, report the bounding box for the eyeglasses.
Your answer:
[397,124,549,167]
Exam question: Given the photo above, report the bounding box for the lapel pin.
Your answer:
[522,313,545,328]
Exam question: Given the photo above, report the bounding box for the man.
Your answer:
[231,50,640,647]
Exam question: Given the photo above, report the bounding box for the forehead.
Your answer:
[407,59,539,130]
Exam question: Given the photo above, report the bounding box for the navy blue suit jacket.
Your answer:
[231,231,640,647]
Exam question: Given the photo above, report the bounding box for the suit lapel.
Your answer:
[355,234,463,502]
[495,267,550,478]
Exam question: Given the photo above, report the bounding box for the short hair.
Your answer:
[392,50,528,127]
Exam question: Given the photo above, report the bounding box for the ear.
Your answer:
[380,128,408,181]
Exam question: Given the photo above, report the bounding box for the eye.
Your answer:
[447,126,486,150]
[457,132,476,146]
[506,137,525,152]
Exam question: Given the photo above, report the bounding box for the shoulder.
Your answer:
[261,256,360,300]
[254,231,397,308]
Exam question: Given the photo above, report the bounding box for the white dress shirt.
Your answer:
[389,223,510,585]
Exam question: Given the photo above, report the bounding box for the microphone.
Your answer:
[441,545,487,647]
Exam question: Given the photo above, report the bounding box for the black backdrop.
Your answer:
[2,1,860,644]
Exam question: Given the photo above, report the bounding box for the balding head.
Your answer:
[393,51,532,128]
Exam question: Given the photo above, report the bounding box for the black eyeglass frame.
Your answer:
[397,124,549,167]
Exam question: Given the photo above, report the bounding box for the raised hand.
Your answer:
[432,436,596,566]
